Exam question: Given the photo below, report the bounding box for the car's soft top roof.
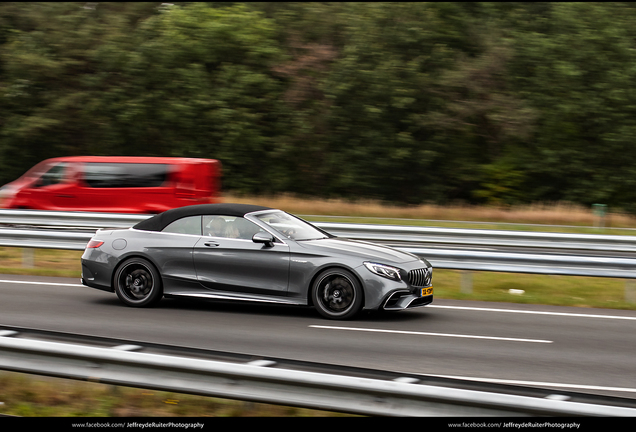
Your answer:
[133,203,274,232]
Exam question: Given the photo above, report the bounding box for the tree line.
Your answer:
[2,2,636,211]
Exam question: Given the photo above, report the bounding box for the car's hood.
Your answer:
[297,237,422,265]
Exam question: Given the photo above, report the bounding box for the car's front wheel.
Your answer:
[311,268,363,320]
[114,258,163,307]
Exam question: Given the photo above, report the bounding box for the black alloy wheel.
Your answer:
[114,258,163,307]
[312,268,363,320]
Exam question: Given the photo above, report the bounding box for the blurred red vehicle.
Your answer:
[0,156,221,213]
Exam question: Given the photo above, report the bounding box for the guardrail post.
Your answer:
[22,248,34,268]
[592,204,607,229]
[461,271,473,294]
[626,280,636,303]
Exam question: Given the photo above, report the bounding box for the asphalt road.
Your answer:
[1,274,636,400]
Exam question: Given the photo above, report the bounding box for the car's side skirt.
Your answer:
[164,291,307,306]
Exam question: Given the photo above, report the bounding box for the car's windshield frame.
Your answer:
[248,210,331,241]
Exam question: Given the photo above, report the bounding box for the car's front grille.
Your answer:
[408,268,432,287]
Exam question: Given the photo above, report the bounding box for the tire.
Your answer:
[311,268,363,320]
[114,258,163,307]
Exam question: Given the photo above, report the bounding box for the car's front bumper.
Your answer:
[355,260,433,311]
[382,290,433,310]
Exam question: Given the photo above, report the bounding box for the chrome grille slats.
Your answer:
[408,268,431,287]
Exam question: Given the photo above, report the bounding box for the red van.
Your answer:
[0,156,221,213]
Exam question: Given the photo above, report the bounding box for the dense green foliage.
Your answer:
[2,2,636,210]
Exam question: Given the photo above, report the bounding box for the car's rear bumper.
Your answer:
[81,261,114,292]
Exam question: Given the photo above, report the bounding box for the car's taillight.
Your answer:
[86,239,104,249]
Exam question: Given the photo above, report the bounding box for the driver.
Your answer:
[205,217,226,237]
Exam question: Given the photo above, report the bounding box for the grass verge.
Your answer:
[432,270,635,310]
[0,371,354,417]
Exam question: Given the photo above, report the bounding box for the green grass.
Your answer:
[0,372,355,417]
[432,269,636,310]
[0,247,82,278]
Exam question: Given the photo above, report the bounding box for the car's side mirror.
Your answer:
[252,231,275,247]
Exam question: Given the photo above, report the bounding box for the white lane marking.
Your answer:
[309,325,552,343]
[0,279,81,288]
[428,305,636,321]
[426,373,636,394]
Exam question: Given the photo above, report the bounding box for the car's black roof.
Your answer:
[133,203,274,232]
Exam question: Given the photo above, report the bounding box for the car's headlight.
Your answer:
[364,262,402,282]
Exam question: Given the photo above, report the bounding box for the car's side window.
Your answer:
[35,163,68,187]
[203,215,263,240]
[84,163,169,188]
[162,215,202,235]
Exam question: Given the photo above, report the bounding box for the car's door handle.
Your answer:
[56,194,75,198]
[203,242,220,247]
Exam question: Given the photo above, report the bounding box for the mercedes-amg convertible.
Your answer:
[81,203,433,319]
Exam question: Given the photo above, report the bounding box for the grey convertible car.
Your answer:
[81,203,433,319]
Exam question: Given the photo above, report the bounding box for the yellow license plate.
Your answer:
[421,287,433,297]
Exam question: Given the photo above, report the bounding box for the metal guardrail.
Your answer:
[0,209,146,230]
[1,332,635,416]
[4,208,636,251]
[2,209,636,280]
[319,222,636,253]
[0,228,93,250]
[2,228,635,279]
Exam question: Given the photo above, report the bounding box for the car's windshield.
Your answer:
[253,211,329,241]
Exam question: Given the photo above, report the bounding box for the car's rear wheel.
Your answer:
[114,258,162,307]
[311,268,363,320]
